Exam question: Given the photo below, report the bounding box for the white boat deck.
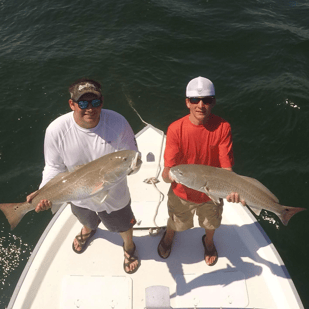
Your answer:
[7,124,304,309]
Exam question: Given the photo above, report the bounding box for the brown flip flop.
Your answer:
[202,234,218,266]
[72,229,96,254]
[157,231,173,259]
[123,242,140,274]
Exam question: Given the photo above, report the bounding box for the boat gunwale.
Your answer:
[7,203,67,309]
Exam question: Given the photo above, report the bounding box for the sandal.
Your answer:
[202,234,218,266]
[123,243,140,274]
[157,231,173,259]
[72,229,96,254]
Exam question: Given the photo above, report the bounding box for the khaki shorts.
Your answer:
[167,188,223,231]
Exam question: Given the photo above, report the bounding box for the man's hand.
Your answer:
[27,191,52,213]
[226,192,246,206]
[223,168,246,206]
[162,167,176,183]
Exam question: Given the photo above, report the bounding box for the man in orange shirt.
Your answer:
[158,76,245,266]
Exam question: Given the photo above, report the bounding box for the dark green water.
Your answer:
[1,0,309,308]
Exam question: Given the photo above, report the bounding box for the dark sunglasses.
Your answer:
[188,96,215,105]
[76,99,102,109]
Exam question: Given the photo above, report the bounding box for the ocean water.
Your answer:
[0,0,309,307]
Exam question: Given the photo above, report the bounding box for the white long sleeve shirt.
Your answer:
[40,109,138,213]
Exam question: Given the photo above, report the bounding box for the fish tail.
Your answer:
[279,206,306,226]
[0,202,27,230]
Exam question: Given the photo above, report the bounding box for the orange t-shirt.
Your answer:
[164,114,234,203]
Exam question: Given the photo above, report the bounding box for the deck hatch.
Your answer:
[60,275,132,309]
[145,285,170,308]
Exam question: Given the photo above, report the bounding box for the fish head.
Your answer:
[127,151,142,175]
[98,150,142,184]
[170,164,207,191]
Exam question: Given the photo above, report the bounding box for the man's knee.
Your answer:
[168,215,193,232]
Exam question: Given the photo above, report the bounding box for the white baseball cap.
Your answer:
[186,76,215,97]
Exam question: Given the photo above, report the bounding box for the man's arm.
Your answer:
[162,166,174,183]
[27,124,66,212]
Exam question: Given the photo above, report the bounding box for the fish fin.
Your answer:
[0,202,28,230]
[210,196,222,205]
[278,206,306,226]
[91,191,109,204]
[239,175,279,203]
[215,198,224,207]
[100,193,108,203]
[247,205,262,216]
[204,186,221,204]
[51,203,65,214]
[90,182,105,195]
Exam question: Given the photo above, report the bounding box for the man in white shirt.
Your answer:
[27,78,140,274]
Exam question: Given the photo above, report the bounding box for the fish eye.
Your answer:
[122,157,127,161]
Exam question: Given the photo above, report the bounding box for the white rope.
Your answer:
[125,92,165,235]
[124,92,149,126]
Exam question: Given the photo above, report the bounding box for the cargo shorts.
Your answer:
[167,188,223,231]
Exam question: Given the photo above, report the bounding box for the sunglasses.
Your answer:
[188,96,215,105]
[76,99,102,109]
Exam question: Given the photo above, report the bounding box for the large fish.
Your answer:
[170,164,306,226]
[0,150,142,230]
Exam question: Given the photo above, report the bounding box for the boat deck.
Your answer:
[8,124,304,309]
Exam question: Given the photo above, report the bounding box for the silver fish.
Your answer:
[170,164,306,226]
[0,150,142,230]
